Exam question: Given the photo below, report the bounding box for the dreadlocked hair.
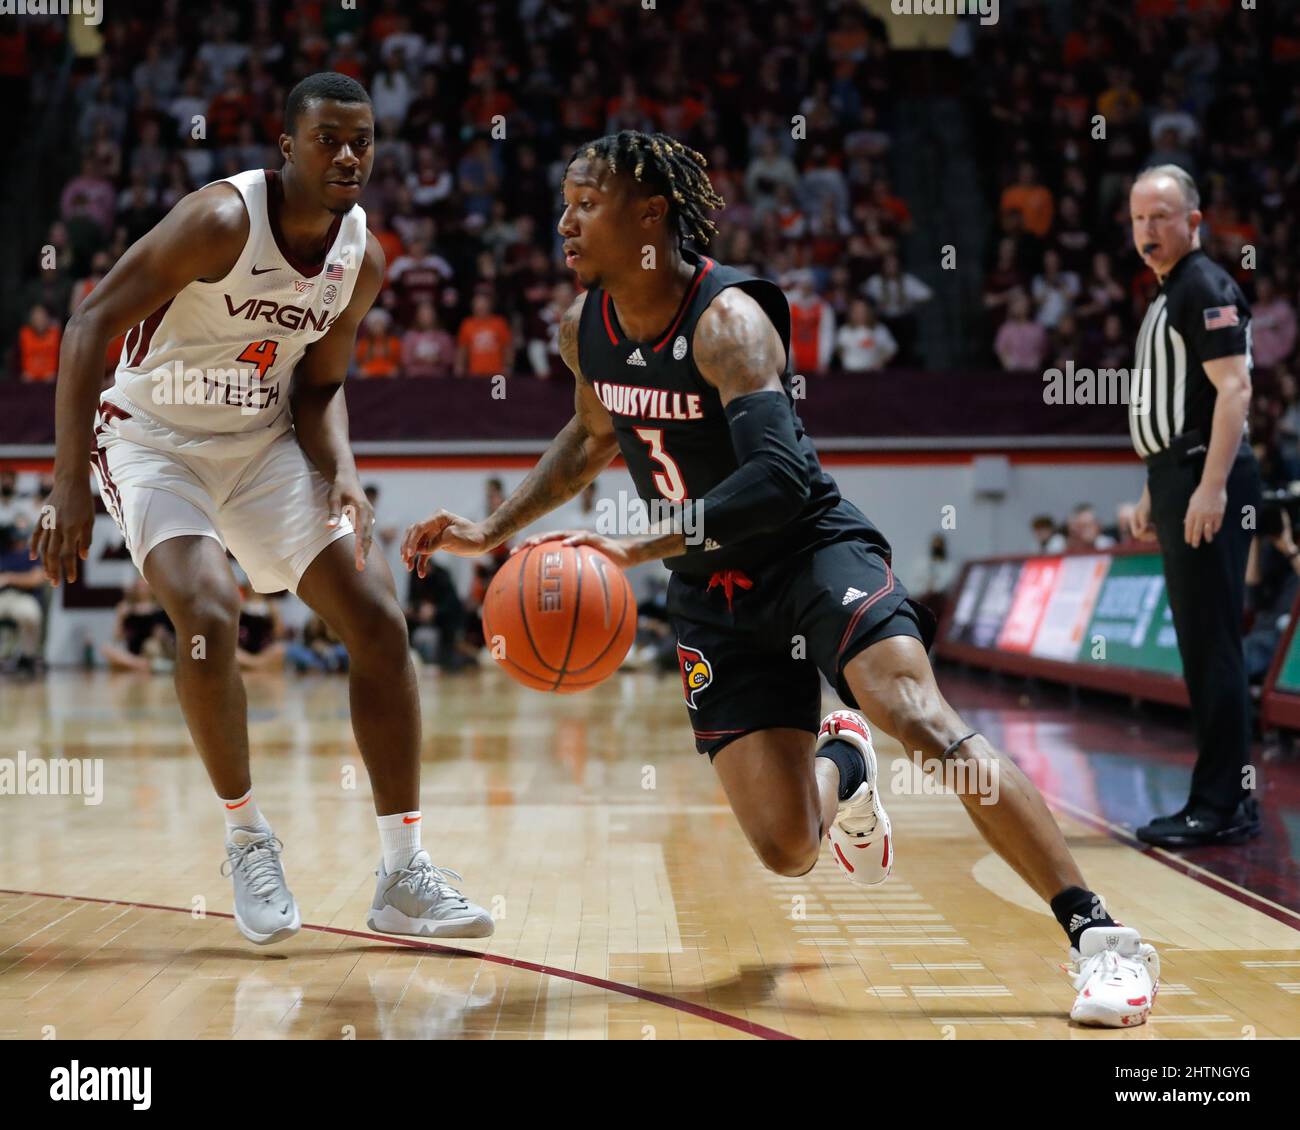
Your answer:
[568,131,726,246]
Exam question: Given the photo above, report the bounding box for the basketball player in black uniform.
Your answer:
[403,132,1159,1025]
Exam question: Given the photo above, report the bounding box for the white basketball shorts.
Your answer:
[89,396,353,594]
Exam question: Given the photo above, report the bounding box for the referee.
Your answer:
[1127,165,1262,847]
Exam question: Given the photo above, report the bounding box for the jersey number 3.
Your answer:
[237,339,279,379]
[633,426,687,502]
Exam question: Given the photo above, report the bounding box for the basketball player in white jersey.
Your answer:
[30,73,493,945]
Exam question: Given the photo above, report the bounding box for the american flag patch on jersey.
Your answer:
[1203,304,1239,330]
[326,262,344,280]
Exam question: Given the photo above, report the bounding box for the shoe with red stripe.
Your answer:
[818,710,893,886]
[1067,926,1160,1027]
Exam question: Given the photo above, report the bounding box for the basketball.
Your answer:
[482,540,637,693]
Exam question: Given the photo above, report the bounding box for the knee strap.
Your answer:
[941,731,980,760]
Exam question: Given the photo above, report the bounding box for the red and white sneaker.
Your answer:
[818,710,893,886]
[1067,926,1160,1027]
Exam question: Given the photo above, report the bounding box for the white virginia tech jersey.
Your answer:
[103,168,367,455]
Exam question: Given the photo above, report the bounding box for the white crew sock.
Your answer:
[221,788,272,835]
[377,811,423,873]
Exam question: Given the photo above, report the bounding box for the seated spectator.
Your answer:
[836,299,897,372]
[863,253,932,365]
[286,614,350,673]
[401,302,455,378]
[1045,503,1117,553]
[0,524,45,674]
[1049,196,1092,277]
[1075,251,1126,331]
[0,468,37,538]
[983,238,1024,330]
[1000,161,1054,238]
[528,281,574,379]
[406,557,472,671]
[19,305,60,382]
[745,136,800,216]
[1031,249,1080,329]
[100,579,176,673]
[1031,514,1059,553]
[388,236,453,323]
[908,532,956,623]
[1047,313,1084,370]
[1086,312,1132,370]
[786,272,836,375]
[1252,277,1297,372]
[236,589,287,672]
[1244,510,1300,685]
[60,157,116,237]
[456,291,513,378]
[355,309,402,378]
[995,292,1047,371]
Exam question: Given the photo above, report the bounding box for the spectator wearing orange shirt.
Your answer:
[19,305,60,383]
[355,309,402,379]
[456,291,513,378]
[999,162,1054,238]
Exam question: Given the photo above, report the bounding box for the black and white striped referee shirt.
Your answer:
[1129,248,1252,458]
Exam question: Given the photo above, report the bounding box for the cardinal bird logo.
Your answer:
[677,643,714,708]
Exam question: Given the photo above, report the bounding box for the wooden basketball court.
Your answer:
[2,667,1298,1040]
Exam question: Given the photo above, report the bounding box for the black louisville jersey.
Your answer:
[577,247,883,574]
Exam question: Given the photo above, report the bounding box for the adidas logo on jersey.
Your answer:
[626,348,646,366]
[842,587,869,606]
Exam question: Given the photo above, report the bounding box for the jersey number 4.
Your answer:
[633,426,687,502]
[237,339,279,379]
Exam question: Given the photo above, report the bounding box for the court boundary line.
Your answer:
[1036,791,1300,933]
[0,886,796,1040]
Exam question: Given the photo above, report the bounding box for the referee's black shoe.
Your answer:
[1135,797,1261,848]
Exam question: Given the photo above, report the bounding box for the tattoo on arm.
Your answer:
[693,289,787,405]
[484,293,614,544]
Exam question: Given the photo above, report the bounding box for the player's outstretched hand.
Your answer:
[327,474,374,571]
[29,479,95,587]
[402,510,491,576]
[511,530,640,570]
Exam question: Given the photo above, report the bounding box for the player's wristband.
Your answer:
[688,390,811,548]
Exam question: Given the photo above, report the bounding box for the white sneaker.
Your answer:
[221,828,301,945]
[819,710,894,886]
[1067,925,1160,1027]
[367,850,495,939]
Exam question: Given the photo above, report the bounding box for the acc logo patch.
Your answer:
[672,334,688,360]
[677,643,713,708]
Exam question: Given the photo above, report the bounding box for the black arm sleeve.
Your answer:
[689,390,811,547]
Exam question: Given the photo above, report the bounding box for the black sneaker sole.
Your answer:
[1135,823,1262,848]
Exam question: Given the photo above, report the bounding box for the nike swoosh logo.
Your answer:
[402,816,421,824]
[251,265,280,275]
[225,799,249,809]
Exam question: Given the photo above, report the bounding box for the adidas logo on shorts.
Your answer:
[842,587,868,606]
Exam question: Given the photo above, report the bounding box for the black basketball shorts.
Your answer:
[668,538,937,758]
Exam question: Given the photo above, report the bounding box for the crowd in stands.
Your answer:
[977,2,1300,388]
[7,0,928,383]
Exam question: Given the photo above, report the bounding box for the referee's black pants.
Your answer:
[1147,439,1261,816]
